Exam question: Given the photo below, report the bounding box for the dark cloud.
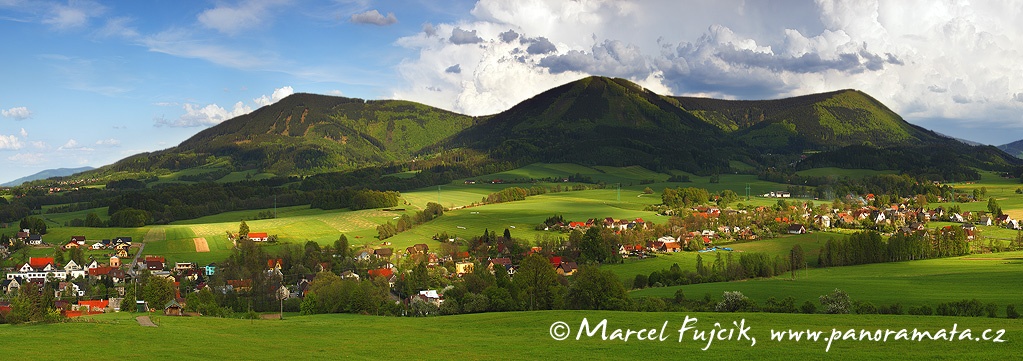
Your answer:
[538,40,649,79]
[445,64,461,74]
[423,23,437,37]
[712,47,894,74]
[499,29,519,43]
[525,37,557,55]
[928,85,948,93]
[450,28,483,44]
[350,10,397,26]
[952,95,971,104]
[885,53,904,66]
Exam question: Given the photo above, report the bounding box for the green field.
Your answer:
[0,311,1018,360]
[603,232,847,284]
[631,251,1023,315]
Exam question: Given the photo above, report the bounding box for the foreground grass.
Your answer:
[630,252,1023,315]
[0,311,1018,360]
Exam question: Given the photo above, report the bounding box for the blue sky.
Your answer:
[2,0,1022,183]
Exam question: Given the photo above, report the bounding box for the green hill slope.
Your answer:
[675,90,943,152]
[99,94,474,177]
[439,76,736,174]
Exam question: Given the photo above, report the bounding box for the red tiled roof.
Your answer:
[549,256,562,267]
[248,232,268,239]
[89,267,114,276]
[367,268,394,279]
[78,300,109,310]
[29,257,54,269]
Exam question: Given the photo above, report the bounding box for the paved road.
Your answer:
[127,243,145,277]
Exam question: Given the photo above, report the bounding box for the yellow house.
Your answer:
[455,262,474,276]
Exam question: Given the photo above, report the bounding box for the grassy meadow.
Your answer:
[631,251,1023,315]
[0,310,1019,360]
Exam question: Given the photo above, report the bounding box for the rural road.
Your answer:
[136,316,157,327]
[127,243,145,277]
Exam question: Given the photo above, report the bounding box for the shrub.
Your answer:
[878,303,903,315]
[908,305,933,316]
[800,300,817,314]
[632,274,648,289]
[853,301,877,314]
[715,291,754,312]
[1006,304,1019,319]
[935,299,984,317]
[819,289,851,314]
[986,303,999,318]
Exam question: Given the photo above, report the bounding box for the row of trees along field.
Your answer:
[631,229,974,292]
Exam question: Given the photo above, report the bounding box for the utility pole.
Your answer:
[437,186,441,205]
[617,183,621,202]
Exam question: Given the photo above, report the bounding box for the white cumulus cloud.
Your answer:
[157,86,293,127]
[59,139,93,151]
[157,102,252,128]
[2,106,32,120]
[350,10,397,26]
[96,138,120,146]
[254,86,294,107]
[0,134,23,150]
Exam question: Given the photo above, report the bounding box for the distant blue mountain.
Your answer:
[2,167,95,187]
[999,139,1023,159]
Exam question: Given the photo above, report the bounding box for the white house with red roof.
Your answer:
[6,257,68,281]
[248,232,269,242]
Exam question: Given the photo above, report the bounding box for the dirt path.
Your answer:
[193,237,210,252]
[136,316,157,327]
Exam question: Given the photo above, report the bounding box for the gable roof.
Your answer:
[29,257,55,269]
[89,266,114,277]
[78,300,109,310]
[367,268,394,279]
[248,232,268,239]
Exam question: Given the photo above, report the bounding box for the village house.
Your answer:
[7,257,68,282]
[415,290,443,307]
[63,259,86,279]
[1,278,20,295]
[454,262,474,276]
[787,224,807,234]
[488,258,514,275]
[374,248,393,259]
[556,262,578,276]
[247,232,269,242]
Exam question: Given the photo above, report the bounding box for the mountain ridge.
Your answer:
[2,166,95,187]
[60,76,1023,184]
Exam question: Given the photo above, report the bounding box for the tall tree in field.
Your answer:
[513,254,562,310]
[790,244,804,279]
[239,221,250,239]
[987,198,1002,216]
[566,266,630,310]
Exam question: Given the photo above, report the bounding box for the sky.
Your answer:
[2,0,1022,183]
